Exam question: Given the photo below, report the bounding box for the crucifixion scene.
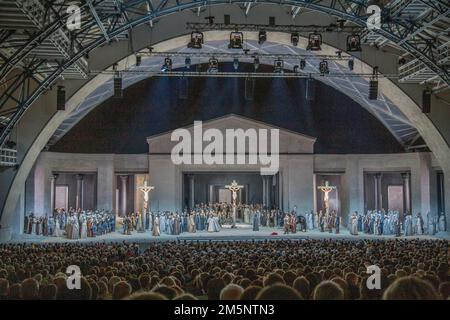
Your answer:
[0,0,448,303]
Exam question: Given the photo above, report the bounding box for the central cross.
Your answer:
[138,181,154,232]
[225,180,244,206]
[317,181,336,213]
[225,180,244,228]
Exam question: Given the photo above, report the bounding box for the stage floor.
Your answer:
[8,224,450,243]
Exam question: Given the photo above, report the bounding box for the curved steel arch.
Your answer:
[0,0,448,147]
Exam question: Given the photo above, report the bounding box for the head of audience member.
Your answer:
[383,276,440,300]
[313,280,344,300]
[220,284,244,300]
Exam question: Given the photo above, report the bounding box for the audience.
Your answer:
[0,239,447,300]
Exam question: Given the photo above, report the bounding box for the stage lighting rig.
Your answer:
[208,57,219,73]
[300,59,306,70]
[188,31,204,49]
[422,88,432,113]
[113,72,122,98]
[135,55,142,66]
[291,33,299,46]
[346,34,362,52]
[233,58,239,71]
[253,56,260,71]
[274,58,284,74]
[369,66,379,100]
[348,59,354,71]
[319,60,329,75]
[57,86,66,110]
[258,30,267,45]
[161,57,173,72]
[229,30,244,49]
[185,57,192,69]
[307,33,322,51]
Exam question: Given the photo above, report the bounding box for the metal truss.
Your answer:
[0,0,448,149]
[48,39,419,149]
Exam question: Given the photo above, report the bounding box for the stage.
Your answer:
[8,224,450,244]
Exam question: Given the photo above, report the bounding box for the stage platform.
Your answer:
[7,225,450,244]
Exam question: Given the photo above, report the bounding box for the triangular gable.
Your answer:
[147,114,316,154]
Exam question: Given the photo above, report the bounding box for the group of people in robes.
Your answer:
[24,208,115,239]
[346,210,446,236]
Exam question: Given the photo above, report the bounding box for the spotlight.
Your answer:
[258,30,267,45]
[208,57,219,73]
[398,57,406,65]
[233,57,239,71]
[229,30,244,49]
[293,65,299,73]
[113,72,123,98]
[369,66,379,100]
[188,31,204,49]
[273,58,284,73]
[253,57,260,71]
[300,59,306,70]
[305,77,315,102]
[348,59,354,71]
[319,60,329,74]
[422,88,432,113]
[185,57,191,69]
[57,85,66,110]
[291,32,299,46]
[369,79,378,100]
[307,33,322,51]
[161,57,172,72]
[135,55,142,66]
[346,34,362,52]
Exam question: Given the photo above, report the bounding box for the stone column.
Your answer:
[120,175,128,216]
[76,174,84,210]
[188,175,195,210]
[401,172,411,216]
[262,176,267,206]
[374,173,382,211]
[50,174,58,215]
[267,175,273,209]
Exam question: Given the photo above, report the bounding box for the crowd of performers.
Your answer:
[24,204,447,239]
[348,210,447,237]
[23,208,115,239]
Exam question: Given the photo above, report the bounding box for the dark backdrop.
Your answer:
[51,63,404,154]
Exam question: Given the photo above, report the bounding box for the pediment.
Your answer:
[147,114,316,154]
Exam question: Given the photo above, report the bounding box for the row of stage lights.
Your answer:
[187,30,362,52]
[159,55,353,75]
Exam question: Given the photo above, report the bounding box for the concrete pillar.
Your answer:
[401,172,411,216]
[374,173,382,211]
[76,174,84,210]
[50,174,58,215]
[97,160,114,211]
[341,157,360,225]
[411,153,432,216]
[267,175,273,209]
[120,175,128,216]
[262,175,267,206]
[188,174,195,210]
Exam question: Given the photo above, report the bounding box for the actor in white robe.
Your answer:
[71,217,80,239]
[80,219,88,239]
[207,216,215,232]
[55,219,63,237]
[349,213,358,235]
[438,214,446,232]
[152,216,160,236]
